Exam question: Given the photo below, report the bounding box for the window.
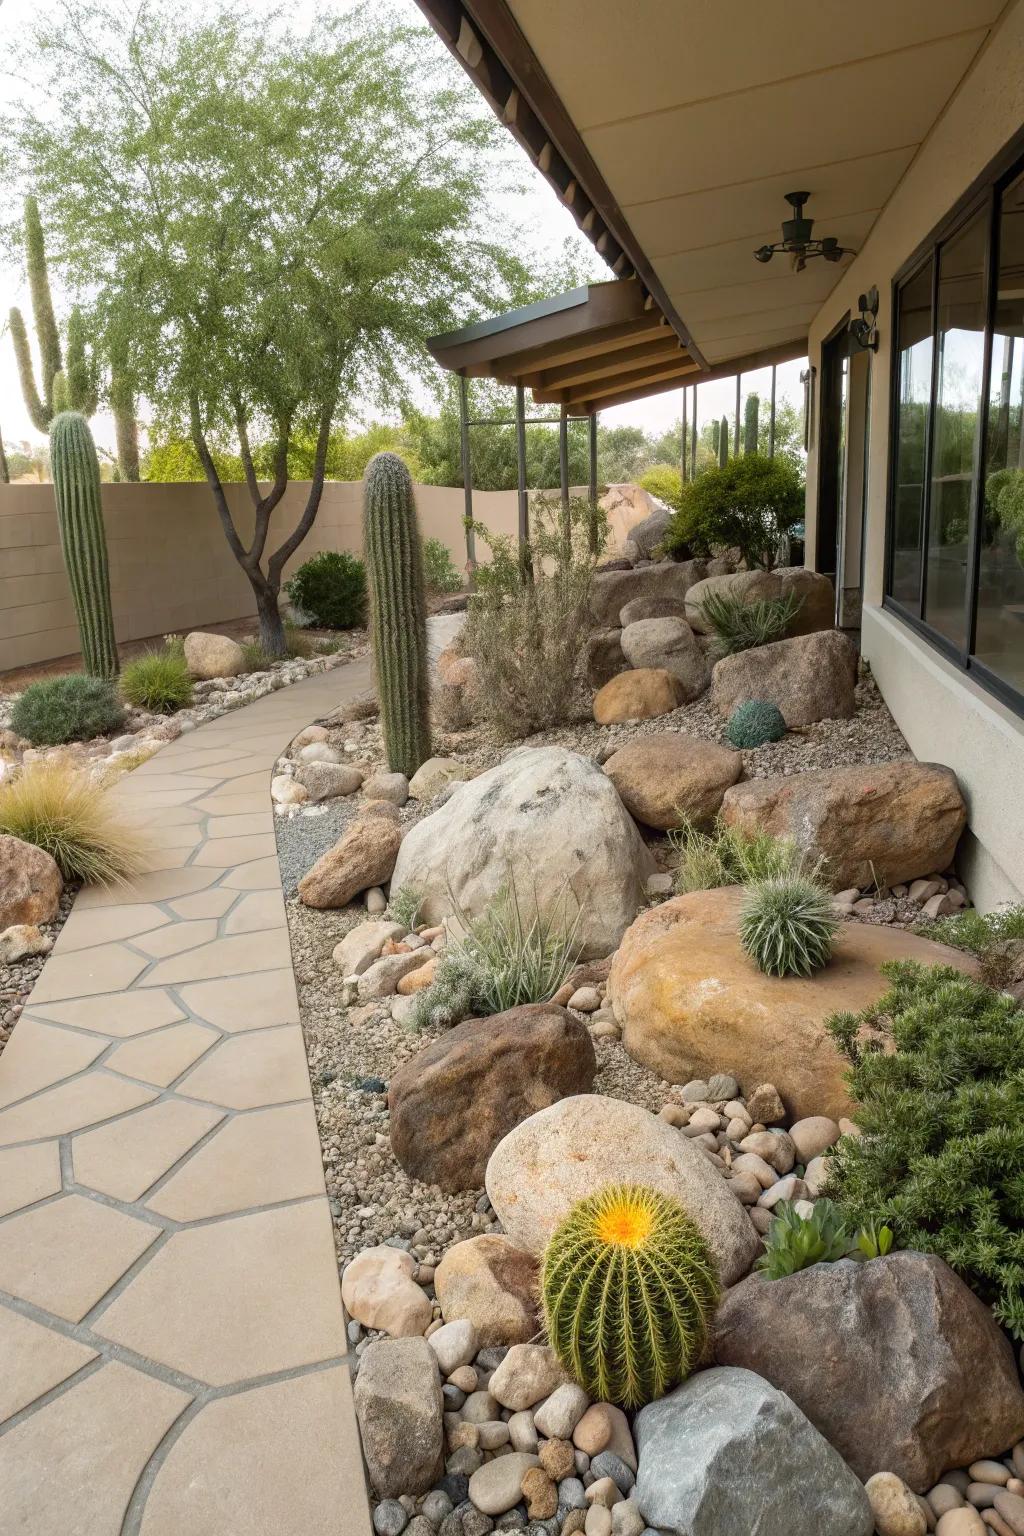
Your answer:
[887,149,1024,712]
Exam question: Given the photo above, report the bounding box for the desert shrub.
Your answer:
[670,816,801,893]
[239,639,272,673]
[915,903,1024,991]
[284,550,366,629]
[422,536,463,594]
[700,590,803,656]
[120,647,193,713]
[0,758,147,884]
[411,882,582,1030]
[825,960,1024,1337]
[740,874,837,977]
[461,492,607,739]
[638,463,683,513]
[663,453,804,569]
[387,884,424,929]
[541,1185,720,1408]
[11,674,125,746]
[726,699,787,748]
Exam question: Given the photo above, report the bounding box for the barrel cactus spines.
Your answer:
[726,698,787,748]
[49,411,119,679]
[363,451,431,776]
[541,1184,721,1408]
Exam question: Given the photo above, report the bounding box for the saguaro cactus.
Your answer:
[363,451,431,776]
[719,415,729,467]
[744,392,760,456]
[50,411,119,678]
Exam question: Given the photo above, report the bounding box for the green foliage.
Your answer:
[856,1219,894,1259]
[665,453,805,570]
[386,885,425,930]
[757,1199,853,1278]
[700,590,803,656]
[740,874,837,978]
[825,961,1024,1338]
[285,551,366,630]
[11,674,125,746]
[915,903,1024,991]
[461,492,607,739]
[670,816,801,893]
[49,411,119,678]
[541,1184,720,1408]
[422,537,463,594]
[726,699,787,749]
[0,758,146,885]
[638,463,683,513]
[120,648,193,713]
[364,452,431,776]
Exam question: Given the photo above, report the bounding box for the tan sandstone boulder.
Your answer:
[608,887,976,1121]
[183,630,245,679]
[720,760,967,889]
[0,834,62,928]
[589,559,714,628]
[298,815,402,908]
[685,567,834,636]
[604,732,742,830]
[434,1235,540,1347]
[711,630,858,727]
[593,667,685,725]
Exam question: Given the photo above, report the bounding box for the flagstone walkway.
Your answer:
[0,654,376,1536]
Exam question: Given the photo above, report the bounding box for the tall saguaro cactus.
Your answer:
[10,196,63,431]
[363,451,431,776]
[744,392,760,456]
[50,411,119,678]
[719,415,729,467]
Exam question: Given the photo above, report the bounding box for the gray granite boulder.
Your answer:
[620,617,708,701]
[710,628,857,727]
[354,1336,443,1498]
[590,559,713,628]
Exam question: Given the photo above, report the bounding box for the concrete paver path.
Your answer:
[0,656,375,1535]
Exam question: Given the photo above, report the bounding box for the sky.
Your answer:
[0,0,806,468]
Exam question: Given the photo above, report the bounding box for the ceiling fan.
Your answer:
[753,192,854,273]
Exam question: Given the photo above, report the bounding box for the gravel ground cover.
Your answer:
[0,884,77,1057]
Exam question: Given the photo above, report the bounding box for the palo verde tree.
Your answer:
[9,1,539,654]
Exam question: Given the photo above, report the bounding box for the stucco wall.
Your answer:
[803,0,1024,908]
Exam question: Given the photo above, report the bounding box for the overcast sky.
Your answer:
[0,0,805,466]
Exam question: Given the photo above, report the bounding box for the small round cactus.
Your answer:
[740,875,838,978]
[541,1184,720,1408]
[726,699,787,748]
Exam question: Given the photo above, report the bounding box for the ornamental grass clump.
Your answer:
[740,874,837,977]
[11,674,125,746]
[670,816,801,893]
[726,699,787,749]
[825,960,1024,1338]
[0,758,148,885]
[541,1185,720,1408]
[120,646,193,713]
[700,589,803,657]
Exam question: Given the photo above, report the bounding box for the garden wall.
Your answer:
[0,479,518,673]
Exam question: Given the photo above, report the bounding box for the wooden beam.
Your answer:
[430,278,647,376]
[486,316,667,378]
[574,338,809,414]
[524,334,686,392]
[534,356,701,407]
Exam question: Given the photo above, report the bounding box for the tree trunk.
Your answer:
[252,574,286,657]
[0,427,9,485]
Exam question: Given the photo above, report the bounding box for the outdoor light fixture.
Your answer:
[850,286,880,352]
[754,192,854,272]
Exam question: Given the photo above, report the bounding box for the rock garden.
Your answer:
[271,456,1024,1536]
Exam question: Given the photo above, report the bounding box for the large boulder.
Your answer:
[608,887,976,1121]
[711,629,858,727]
[619,594,688,628]
[389,746,655,960]
[604,733,742,830]
[407,756,472,802]
[720,760,967,890]
[183,630,245,679]
[353,1336,443,1499]
[434,1234,540,1347]
[601,484,672,558]
[298,814,402,908]
[712,1253,1024,1492]
[633,1366,873,1536]
[584,628,627,688]
[590,559,713,628]
[0,834,62,928]
[593,667,685,725]
[485,1093,759,1286]
[620,618,708,700]
[388,1004,597,1191]
[685,567,835,637]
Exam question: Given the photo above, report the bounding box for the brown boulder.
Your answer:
[589,559,712,628]
[388,1004,596,1191]
[0,835,63,928]
[711,629,858,727]
[720,760,967,890]
[298,815,401,908]
[686,567,835,637]
[434,1234,540,1347]
[608,887,976,1121]
[713,1252,1024,1491]
[604,732,742,830]
[620,618,708,701]
[593,668,685,725]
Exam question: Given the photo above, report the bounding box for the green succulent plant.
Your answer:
[756,1199,853,1279]
[726,699,787,749]
[740,874,838,978]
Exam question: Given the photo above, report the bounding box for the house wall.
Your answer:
[804,0,1024,907]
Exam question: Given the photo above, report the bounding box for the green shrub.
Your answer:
[726,699,787,748]
[0,758,147,884]
[670,816,801,893]
[11,674,125,746]
[915,904,1024,991]
[663,453,804,569]
[700,590,803,656]
[284,550,366,629]
[541,1184,720,1408]
[740,874,837,977]
[120,647,193,713]
[825,960,1024,1338]
[638,463,683,513]
[757,1199,853,1278]
[387,884,425,929]
[422,536,463,594]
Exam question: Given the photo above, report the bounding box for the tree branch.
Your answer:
[267,391,337,585]
[234,400,261,507]
[248,414,291,567]
[189,392,248,567]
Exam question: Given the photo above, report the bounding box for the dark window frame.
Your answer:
[883,131,1024,720]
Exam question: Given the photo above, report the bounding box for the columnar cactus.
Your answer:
[719,415,729,467]
[744,392,760,456]
[541,1184,720,1408]
[363,451,431,775]
[49,411,119,678]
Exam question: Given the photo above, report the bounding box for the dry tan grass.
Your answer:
[0,759,150,886]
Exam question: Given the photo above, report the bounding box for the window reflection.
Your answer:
[891,261,932,610]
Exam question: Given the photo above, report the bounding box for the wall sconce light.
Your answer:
[850,287,879,352]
